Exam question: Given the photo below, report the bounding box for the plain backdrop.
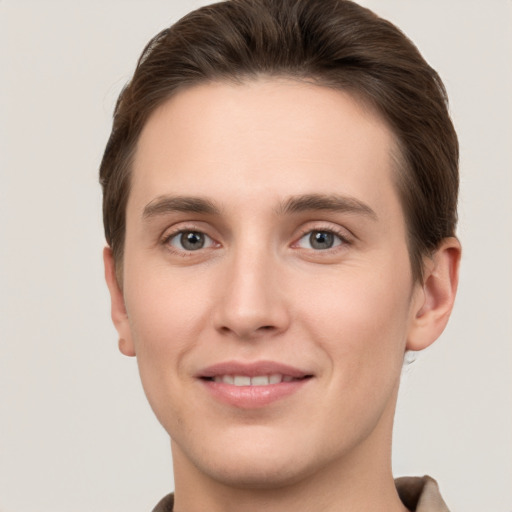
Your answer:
[1,1,511,511]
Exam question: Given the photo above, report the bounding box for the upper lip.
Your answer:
[197,360,312,379]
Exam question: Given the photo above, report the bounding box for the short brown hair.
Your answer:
[99,0,458,281]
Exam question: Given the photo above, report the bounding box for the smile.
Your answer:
[208,374,303,386]
[198,361,313,408]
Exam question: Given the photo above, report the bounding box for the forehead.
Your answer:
[129,79,401,219]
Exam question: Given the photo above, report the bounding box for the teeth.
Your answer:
[251,375,269,386]
[211,374,296,386]
[233,375,251,386]
[269,373,282,384]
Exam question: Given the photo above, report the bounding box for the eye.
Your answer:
[167,230,215,251]
[296,230,344,250]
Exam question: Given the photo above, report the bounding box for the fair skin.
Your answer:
[104,79,460,512]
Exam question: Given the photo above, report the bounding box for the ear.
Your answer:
[406,237,461,351]
[103,247,136,357]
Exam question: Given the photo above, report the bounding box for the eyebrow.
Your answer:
[142,193,377,221]
[278,193,377,220]
[142,195,220,219]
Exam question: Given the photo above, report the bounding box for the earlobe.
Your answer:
[406,237,461,351]
[103,247,136,357]
[118,337,135,357]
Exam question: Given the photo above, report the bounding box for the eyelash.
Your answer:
[293,225,351,251]
[160,224,352,256]
[161,225,218,256]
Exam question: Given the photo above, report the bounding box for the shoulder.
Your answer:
[395,475,450,512]
[151,493,174,512]
[152,478,449,512]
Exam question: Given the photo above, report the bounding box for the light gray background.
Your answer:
[1,1,511,511]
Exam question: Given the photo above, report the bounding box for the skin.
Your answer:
[104,79,460,512]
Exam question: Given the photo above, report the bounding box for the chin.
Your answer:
[203,453,314,490]
[175,428,333,490]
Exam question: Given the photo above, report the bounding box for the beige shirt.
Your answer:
[152,475,450,511]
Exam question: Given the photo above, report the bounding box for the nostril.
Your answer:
[218,324,277,337]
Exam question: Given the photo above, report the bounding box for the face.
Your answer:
[107,79,431,488]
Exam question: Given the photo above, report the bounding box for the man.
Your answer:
[100,1,461,510]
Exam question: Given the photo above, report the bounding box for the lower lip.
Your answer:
[200,379,311,408]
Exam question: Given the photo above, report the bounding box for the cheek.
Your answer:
[128,282,196,349]
[122,263,214,391]
[122,272,211,432]
[123,247,214,342]
[297,260,413,382]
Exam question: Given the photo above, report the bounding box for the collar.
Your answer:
[153,475,450,512]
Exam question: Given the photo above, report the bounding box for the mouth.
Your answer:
[197,361,313,408]
[202,373,311,386]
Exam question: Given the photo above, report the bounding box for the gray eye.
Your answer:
[297,230,342,250]
[169,231,214,251]
[181,232,204,250]
[310,231,334,250]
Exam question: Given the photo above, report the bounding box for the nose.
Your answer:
[213,245,290,340]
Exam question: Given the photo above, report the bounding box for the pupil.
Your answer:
[310,231,333,250]
[181,231,204,250]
